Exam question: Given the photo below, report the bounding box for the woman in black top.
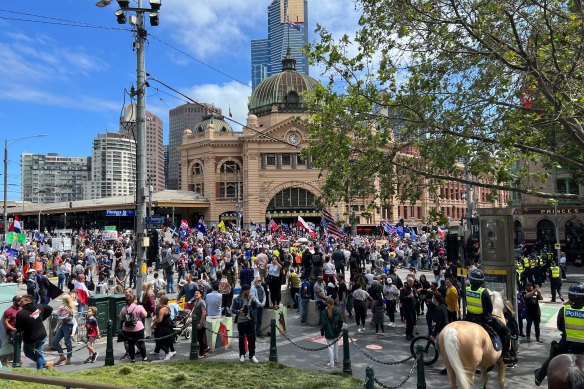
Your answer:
[417,274,431,316]
[152,295,175,360]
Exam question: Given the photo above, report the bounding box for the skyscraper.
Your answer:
[119,105,165,192]
[83,132,136,200]
[21,153,90,203]
[167,102,221,190]
[251,0,309,90]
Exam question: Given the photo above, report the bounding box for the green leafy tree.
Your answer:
[304,0,584,207]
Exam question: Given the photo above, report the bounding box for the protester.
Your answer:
[192,290,210,358]
[119,292,148,363]
[232,284,259,363]
[152,295,175,361]
[53,294,78,366]
[2,296,21,341]
[321,297,342,368]
[15,294,53,370]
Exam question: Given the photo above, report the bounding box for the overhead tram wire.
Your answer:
[0,15,131,31]
[147,76,301,149]
[0,8,129,30]
[148,34,251,89]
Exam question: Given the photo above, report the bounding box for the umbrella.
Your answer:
[296,237,309,243]
[158,254,179,269]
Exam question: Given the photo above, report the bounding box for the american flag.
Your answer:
[322,209,345,239]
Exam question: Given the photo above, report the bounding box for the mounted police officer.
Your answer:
[534,282,584,386]
[465,268,513,363]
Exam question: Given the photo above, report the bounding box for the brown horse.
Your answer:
[438,291,506,389]
[547,354,584,389]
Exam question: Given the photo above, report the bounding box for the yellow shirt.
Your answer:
[446,285,459,313]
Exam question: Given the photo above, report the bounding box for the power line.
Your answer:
[149,34,251,88]
[0,14,130,31]
[0,8,127,29]
[148,76,300,149]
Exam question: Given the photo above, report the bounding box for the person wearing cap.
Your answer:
[383,277,399,327]
[2,295,22,341]
[535,282,584,385]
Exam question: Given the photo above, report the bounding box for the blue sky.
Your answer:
[0,0,359,200]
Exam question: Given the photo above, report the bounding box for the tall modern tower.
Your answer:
[251,0,309,90]
[120,105,165,192]
[167,102,221,190]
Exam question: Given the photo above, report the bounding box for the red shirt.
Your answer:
[3,305,22,329]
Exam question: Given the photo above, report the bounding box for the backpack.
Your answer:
[124,306,137,328]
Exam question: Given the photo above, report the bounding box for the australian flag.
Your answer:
[195,217,207,235]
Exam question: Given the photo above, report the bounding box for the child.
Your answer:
[84,306,100,363]
[372,296,386,334]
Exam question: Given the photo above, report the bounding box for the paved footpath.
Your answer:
[11,265,584,388]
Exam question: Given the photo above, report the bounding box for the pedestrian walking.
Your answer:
[232,284,259,363]
[53,294,77,366]
[320,297,342,368]
[119,292,149,363]
[523,282,543,342]
[15,294,54,370]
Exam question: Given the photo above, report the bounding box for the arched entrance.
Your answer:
[265,187,319,225]
[514,220,524,246]
[536,219,555,248]
[565,219,584,262]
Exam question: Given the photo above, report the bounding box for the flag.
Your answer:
[217,220,226,233]
[281,223,291,235]
[74,280,90,306]
[268,219,279,232]
[34,231,44,242]
[195,217,207,235]
[169,225,179,237]
[228,105,233,117]
[396,225,404,237]
[279,234,287,243]
[437,227,445,239]
[322,209,345,239]
[6,232,26,244]
[8,215,21,233]
[297,216,316,238]
[180,220,189,230]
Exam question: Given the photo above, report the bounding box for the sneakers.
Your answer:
[163,353,173,361]
[357,328,362,333]
[169,351,176,357]
[84,356,93,364]
[120,353,130,361]
[326,362,335,368]
[160,354,168,360]
[251,356,259,363]
[361,326,365,332]
[561,297,565,302]
[91,352,99,363]
[240,355,245,363]
[389,322,395,328]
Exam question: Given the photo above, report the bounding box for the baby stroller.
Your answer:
[172,309,193,343]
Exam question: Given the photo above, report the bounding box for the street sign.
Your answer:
[106,209,135,217]
[104,226,117,231]
[554,243,561,249]
[145,216,165,224]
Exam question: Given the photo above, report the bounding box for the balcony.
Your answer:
[558,198,582,206]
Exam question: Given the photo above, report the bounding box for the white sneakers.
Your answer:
[240,355,245,362]
[357,328,362,333]
[240,355,259,363]
[163,353,172,361]
[251,356,259,363]
[389,322,395,328]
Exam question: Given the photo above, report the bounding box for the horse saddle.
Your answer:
[465,319,502,351]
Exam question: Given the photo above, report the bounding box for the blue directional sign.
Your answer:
[106,210,135,217]
[145,216,165,224]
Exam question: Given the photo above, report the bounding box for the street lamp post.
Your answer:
[3,134,47,246]
[96,0,161,296]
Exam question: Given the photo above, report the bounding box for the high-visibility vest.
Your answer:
[516,262,524,275]
[466,286,485,314]
[550,266,560,279]
[564,305,584,343]
[523,257,531,269]
[547,252,554,261]
[530,258,537,268]
[538,256,545,266]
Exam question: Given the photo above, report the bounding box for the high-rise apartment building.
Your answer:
[167,102,220,190]
[21,153,90,203]
[251,0,309,90]
[119,105,165,192]
[83,132,136,199]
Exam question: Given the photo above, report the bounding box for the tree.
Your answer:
[304,0,584,208]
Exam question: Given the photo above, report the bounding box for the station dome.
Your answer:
[194,113,233,133]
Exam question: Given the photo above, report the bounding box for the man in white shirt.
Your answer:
[559,251,567,279]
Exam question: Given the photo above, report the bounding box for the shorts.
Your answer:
[86,336,96,344]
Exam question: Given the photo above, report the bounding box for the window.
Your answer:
[297,154,305,165]
[220,182,238,198]
[193,163,202,175]
[266,154,276,166]
[557,177,579,195]
[220,161,240,173]
[282,153,291,165]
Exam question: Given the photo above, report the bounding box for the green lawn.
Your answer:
[5,360,361,389]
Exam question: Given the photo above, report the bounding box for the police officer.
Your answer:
[534,282,584,386]
[465,268,513,363]
[516,258,524,290]
[547,261,564,303]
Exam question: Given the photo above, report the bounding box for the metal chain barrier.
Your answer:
[372,358,418,389]
[350,337,414,366]
[276,325,343,352]
[205,323,273,339]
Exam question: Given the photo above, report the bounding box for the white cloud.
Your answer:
[182,81,252,131]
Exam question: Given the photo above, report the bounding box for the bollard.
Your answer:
[416,344,426,389]
[12,332,22,368]
[365,365,375,389]
[269,318,278,362]
[342,328,352,375]
[104,320,114,366]
[189,316,199,360]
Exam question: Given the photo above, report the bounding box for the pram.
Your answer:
[172,309,193,343]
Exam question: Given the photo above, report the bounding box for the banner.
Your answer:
[104,226,117,231]
[102,230,118,240]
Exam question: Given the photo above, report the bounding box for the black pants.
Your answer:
[448,310,458,322]
[536,339,584,382]
[268,277,281,307]
[290,287,299,309]
[222,293,233,315]
[550,280,563,302]
[124,329,146,361]
[237,320,256,358]
[354,300,367,326]
[385,300,396,322]
[526,314,541,339]
[154,327,175,354]
[196,326,208,356]
[404,308,415,337]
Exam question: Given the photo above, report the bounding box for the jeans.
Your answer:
[166,274,174,293]
[290,287,299,309]
[327,340,339,366]
[58,274,65,290]
[299,298,309,323]
[354,300,367,327]
[53,323,74,358]
[23,337,47,370]
[252,306,263,336]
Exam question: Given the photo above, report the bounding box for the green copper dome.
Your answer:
[195,113,233,133]
[249,48,319,117]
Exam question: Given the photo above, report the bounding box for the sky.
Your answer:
[0,0,360,200]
